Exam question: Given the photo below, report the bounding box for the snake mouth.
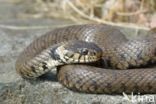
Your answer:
[62,53,102,64]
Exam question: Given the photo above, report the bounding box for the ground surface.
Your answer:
[0,1,155,104]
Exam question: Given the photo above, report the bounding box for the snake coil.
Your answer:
[16,24,156,94]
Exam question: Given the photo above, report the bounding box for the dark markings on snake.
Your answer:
[78,54,81,63]
[137,50,143,60]
[42,62,48,70]
[65,52,74,58]
[64,56,69,62]
[31,66,37,73]
[76,79,82,85]
[65,74,70,85]
[19,71,25,77]
[90,80,98,91]
[50,46,60,60]
[25,72,32,78]
[120,54,126,60]
[106,82,112,88]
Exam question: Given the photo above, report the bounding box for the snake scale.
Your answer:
[16,24,156,94]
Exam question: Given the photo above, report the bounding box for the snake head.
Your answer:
[55,40,102,63]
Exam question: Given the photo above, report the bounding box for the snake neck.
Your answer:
[18,44,65,78]
[34,44,66,70]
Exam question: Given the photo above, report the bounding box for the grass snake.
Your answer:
[16,24,156,94]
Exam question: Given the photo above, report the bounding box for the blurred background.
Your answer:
[7,0,156,28]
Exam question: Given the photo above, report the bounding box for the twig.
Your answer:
[0,24,73,30]
[116,10,147,16]
[66,0,149,30]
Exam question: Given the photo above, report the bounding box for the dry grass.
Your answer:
[16,0,156,28]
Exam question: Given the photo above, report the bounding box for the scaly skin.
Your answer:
[16,24,156,94]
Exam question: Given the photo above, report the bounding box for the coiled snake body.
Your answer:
[16,24,156,94]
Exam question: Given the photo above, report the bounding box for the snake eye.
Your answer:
[80,48,89,55]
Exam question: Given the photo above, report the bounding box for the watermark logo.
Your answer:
[122,92,155,104]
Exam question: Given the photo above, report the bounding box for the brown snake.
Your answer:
[16,24,156,94]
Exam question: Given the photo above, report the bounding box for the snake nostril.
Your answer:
[92,51,96,55]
